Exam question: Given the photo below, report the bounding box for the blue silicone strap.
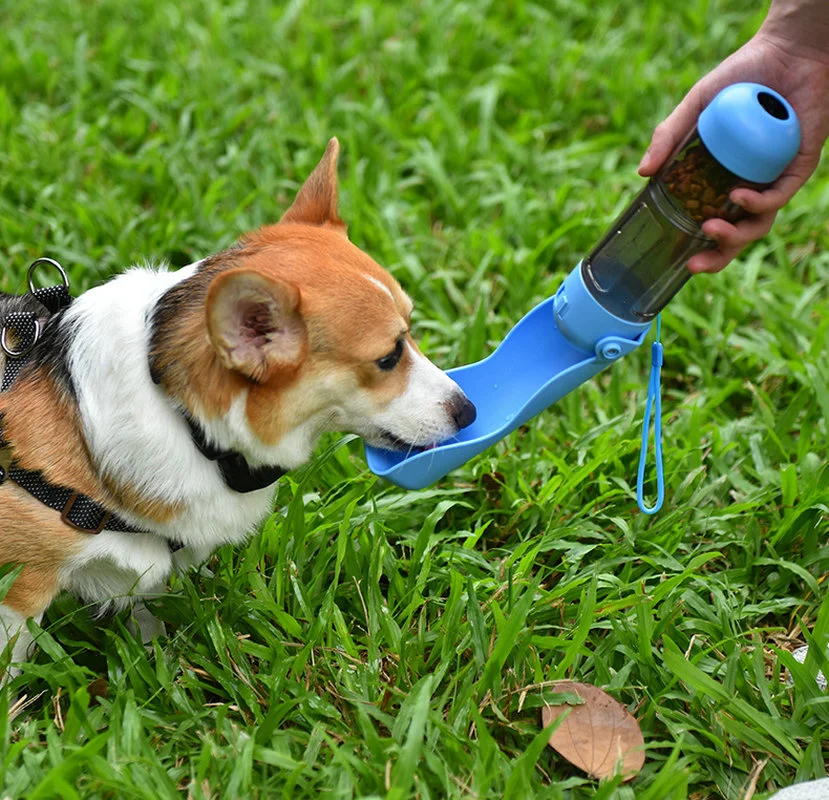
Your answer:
[637,315,664,515]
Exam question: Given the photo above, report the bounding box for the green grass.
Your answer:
[2,0,829,797]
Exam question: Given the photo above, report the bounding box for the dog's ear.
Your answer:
[206,269,306,382]
[279,137,347,236]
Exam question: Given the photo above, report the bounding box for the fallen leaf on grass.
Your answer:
[541,681,644,781]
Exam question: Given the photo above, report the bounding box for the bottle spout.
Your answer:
[365,270,649,490]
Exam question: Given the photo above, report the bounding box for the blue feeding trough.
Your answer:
[366,83,801,491]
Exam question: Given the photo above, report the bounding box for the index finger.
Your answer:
[638,86,711,176]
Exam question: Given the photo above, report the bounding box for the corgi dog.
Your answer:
[0,139,476,679]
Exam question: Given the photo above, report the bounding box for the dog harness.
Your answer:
[0,258,286,537]
[0,259,140,534]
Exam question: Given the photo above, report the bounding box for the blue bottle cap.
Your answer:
[697,83,801,184]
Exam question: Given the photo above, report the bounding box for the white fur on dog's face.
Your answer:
[262,335,471,456]
[335,340,470,449]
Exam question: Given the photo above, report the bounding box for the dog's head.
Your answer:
[151,139,475,466]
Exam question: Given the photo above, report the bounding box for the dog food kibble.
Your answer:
[660,135,755,225]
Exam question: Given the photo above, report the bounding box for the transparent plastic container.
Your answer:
[580,87,796,324]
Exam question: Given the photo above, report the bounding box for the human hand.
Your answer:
[639,30,829,273]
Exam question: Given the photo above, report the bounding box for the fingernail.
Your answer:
[730,190,746,208]
[688,260,711,275]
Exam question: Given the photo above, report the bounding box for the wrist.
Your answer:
[761,0,829,63]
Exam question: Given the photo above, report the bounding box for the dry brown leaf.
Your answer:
[541,681,645,782]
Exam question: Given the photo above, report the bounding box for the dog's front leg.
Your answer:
[126,544,220,647]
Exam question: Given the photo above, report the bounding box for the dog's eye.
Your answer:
[376,339,404,371]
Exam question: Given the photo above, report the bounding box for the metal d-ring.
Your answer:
[1,317,42,358]
[27,257,69,295]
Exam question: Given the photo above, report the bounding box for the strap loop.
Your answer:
[28,257,69,295]
[2,258,73,391]
[636,315,665,515]
[1,314,41,358]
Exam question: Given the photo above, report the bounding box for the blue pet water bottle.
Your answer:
[558,83,801,348]
[366,83,801,490]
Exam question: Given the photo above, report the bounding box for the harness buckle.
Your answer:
[27,258,70,295]
[1,317,41,359]
[60,492,112,534]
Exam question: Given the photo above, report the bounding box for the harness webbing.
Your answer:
[0,267,147,535]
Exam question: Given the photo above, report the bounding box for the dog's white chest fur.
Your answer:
[59,265,277,605]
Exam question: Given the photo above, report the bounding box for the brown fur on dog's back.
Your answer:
[1,365,184,525]
[1,371,102,500]
[0,354,94,619]
[0,481,84,616]
[0,296,91,621]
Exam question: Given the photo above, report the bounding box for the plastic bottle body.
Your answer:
[659,127,763,224]
[581,127,764,323]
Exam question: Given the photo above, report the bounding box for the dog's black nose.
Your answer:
[448,393,477,430]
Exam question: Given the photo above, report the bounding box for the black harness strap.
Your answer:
[1,311,41,390]
[29,283,73,315]
[0,279,71,391]
[5,466,140,534]
[0,261,147,536]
